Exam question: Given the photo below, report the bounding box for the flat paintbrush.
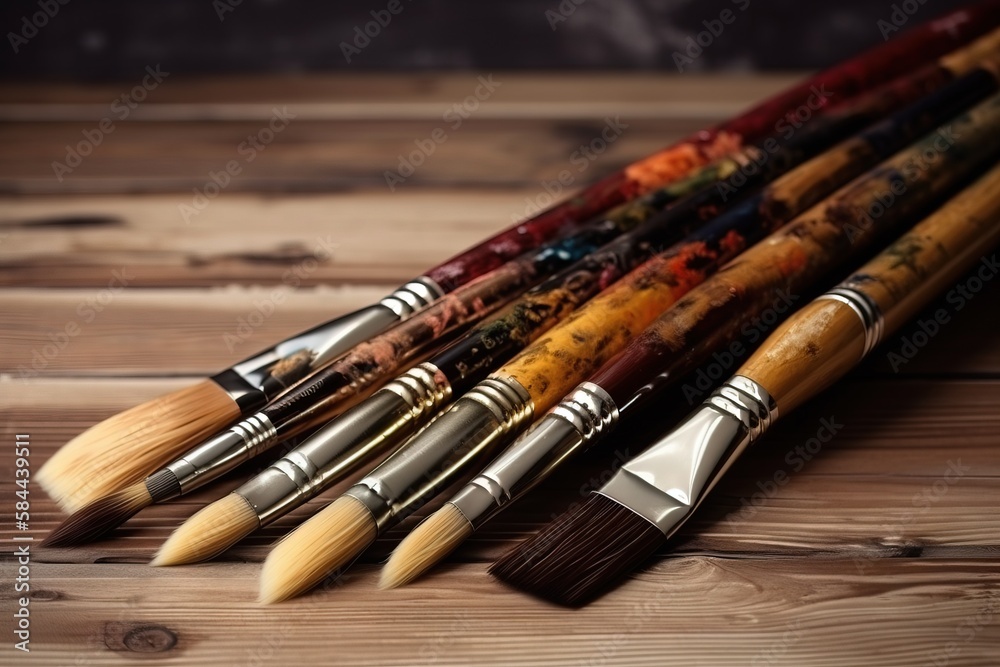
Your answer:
[150,73,912,566]
[490,160,1000,606]
[58,48,970,553]
[377,68,1000,587]
[253,82,1000,604]
[382,47,998,587]
[36,5,998,513]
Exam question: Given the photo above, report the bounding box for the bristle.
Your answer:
[152,493,260,566]
[380,503,473,590]
[489,494,664,607]
[258,495,376,604]
[38,379,240,513]
[41,482,153,548]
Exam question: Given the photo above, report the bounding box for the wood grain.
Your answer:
[2,271,996,376]
[1,73,998,666]
[2,376,998,566]
[0,74,800,195]
[2,560,997,666]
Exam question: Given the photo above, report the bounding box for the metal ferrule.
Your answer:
[221,277,444,391]
[376,278,444,319]
[816,283,885,358]
[597,375,776,537]
[165,413,277,494]
[452,382,618,529]
[345,376,534,532]
[211,369,269,413]
[238,363,453,525]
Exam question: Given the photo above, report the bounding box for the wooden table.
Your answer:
[1,74,998,666]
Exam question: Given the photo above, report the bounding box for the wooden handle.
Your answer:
[742,159,1000,414]
[740,298,866,414]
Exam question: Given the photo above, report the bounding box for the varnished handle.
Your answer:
[742,159,1000,414]
[739,297,868,414]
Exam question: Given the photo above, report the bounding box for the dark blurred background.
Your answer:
[1,0,973,80]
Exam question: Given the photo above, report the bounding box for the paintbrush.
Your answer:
[40,204,661,548]
[36,5,997,513]
[381,47,1000,587]
[254,84,1000,605]
[167,28,1000,569]
[54,45,971,553]
[378,69,1000,587]
[149,74,918,567]
[45,118,786,551]
[490,160,1000,606]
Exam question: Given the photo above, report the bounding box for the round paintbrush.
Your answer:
[379,61,1000,588]
[63,51,968,554]
[255,84,1000,604]
[149,68,946,566]
[36,6,998,513]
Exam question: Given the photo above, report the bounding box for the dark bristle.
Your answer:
[489,494,665,606]
[145,469,181,503]
[41,489,148,548]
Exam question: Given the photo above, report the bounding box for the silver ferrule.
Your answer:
[377,278,444,318]
[211,369,269,413]
[816,283,885,357]
[223,277,444,390]
[597,375,776,537]
[452,382,619,529]
[165,413,277,494]
[238,363,453,525]
[345,376,534,531]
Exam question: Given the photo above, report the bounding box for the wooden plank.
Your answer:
[0,288,383,377]
[4,559,998,666]
[2,377,997,565]
[0,74,800,194]
[0,118,692,194]
[1,256,997,376]
[0,190,539,287]
[0,73,798,113]
[2,72,997,664]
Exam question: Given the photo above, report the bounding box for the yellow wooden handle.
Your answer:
[742,160,1000,414]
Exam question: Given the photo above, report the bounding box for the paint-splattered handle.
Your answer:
[422,4,1000,292]
[598,94,1000,411]
[741,162,1000,414]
